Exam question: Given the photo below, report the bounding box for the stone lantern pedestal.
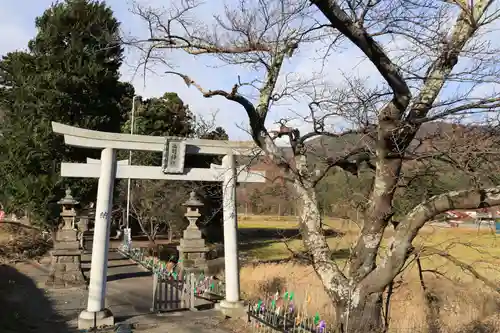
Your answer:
[177,191,209,274]
[46,188,86,288]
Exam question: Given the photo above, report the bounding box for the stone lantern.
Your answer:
[184,191,204,229]
[177,191,209,274]
[59,188,79,230]
[46,188,86,287]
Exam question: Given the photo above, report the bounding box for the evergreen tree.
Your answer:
[0,0,134,226]
[120,92,195,167]
[123,92,195,137]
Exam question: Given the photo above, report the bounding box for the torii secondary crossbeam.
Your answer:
[51,122,264,329]
[61,161,264,182]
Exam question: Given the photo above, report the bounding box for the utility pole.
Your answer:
[125,96,139,246]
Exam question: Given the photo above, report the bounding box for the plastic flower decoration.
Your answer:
[314,313,320,325]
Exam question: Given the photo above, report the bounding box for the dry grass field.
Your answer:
[0,223,51,263]
[237,215,500,332]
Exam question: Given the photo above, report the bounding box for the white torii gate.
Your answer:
[51,122,264,328]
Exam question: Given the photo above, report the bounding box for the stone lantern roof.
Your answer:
[57,188,79,206]
[182,191,204,207]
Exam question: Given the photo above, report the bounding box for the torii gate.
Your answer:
[51,122,264,328]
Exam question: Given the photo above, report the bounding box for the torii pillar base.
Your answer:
[216,300,246,318]
[78,309,114,330]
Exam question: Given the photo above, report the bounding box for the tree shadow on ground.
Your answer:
[82,263,138,273]
[237,228,349,261]
[238,246,351,263]
[82,256,129,264]
[0,264,70,333]
[456,321,499,333]
[107,271,152,282]
[238,227,343,242]
[129,236,177,244]
[108,256,130,262]
[107,263,139,269]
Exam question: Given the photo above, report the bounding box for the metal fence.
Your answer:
[193,273,225,300]
[247,305,327,333]
[247,297,330,333]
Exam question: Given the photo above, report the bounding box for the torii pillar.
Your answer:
[78,148,116,328]
[216,153,245,315]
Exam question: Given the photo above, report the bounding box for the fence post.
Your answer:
[202,276,211,299]
[173,276,179,311]
[180,274,186,309]
[189,273,197,312]
[151,273,158,312]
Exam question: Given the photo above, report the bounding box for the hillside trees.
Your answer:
[0,0,134,226]
[132,0,500,332]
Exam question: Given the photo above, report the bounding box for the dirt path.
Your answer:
[0,262,85,332]
[0,250,233,333]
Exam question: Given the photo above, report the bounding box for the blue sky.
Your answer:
[0,0,382,140]
[0,0,251,136]
[0,0,249,138]
[1,0,498,140]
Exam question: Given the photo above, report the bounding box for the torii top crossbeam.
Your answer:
[51,122,260,156]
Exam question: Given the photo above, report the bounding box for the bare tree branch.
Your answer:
[366,183,500,293]
[311,0,412,110]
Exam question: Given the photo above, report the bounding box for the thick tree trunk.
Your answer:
[293,176,386,333]
[336,292,385,333]
[290,155,387,333]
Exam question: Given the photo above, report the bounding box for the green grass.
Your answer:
[238,215,298,229]
[238,214,351,230]
[238,215,354,260]
[237,215,500,279]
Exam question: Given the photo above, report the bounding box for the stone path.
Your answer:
[85,250,154,320]
[4,250,233,333]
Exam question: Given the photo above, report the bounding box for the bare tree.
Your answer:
[128,180,188,243]
[130,0,500,331]
[125,178,224,244]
